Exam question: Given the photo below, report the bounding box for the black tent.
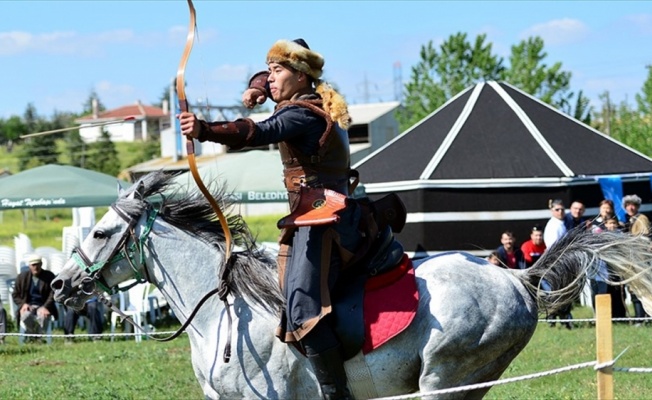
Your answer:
[354,81,652,255]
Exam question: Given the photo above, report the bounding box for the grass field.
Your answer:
[2,307,652,399]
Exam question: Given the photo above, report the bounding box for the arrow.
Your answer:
[20,116,137,139]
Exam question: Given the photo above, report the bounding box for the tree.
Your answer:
[86,129,120,176]
[0,115,27,152]
[398,33,504,130]
[18,103,59,170]
[397,33,574,132]
[635,65,652,116]
[592,89,652,157]
[503,37,571,108]
[62,130,86,168]
[81,90,106,116]
[560,90,592,125]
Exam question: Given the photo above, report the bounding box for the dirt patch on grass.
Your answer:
[27,359,66,367]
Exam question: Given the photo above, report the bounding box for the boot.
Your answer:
[307,345,352,400]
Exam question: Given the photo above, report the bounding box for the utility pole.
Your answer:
[393,61,403,102]
[358,73,372,103]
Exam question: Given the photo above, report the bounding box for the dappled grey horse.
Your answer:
[52,172,652,399]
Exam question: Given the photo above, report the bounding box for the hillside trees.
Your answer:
[18,103,59,170]
[592,67,652,156]
[85,129,121,176]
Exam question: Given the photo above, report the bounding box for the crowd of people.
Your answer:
[489,194,652,327]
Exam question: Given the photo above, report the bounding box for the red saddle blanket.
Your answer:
[362,254,418,354]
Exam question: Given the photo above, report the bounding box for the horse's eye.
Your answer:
[93,230,106,239]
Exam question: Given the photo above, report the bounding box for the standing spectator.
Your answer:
[12,255,58,339]
[591,199,618,231]
[564,200,589,231]
[495,231,526,269]
[544,199,567,248]
[520,225,547,268]
[543,200,572,329]
[622,194,651,324]
[63,298,104,342]
[601,216,628,319]
[623,194,651,236]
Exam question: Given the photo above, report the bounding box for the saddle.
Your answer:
[332,227,419,360]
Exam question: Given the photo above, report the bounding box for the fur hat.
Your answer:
[266,39,324,79]
[622,194,642,207]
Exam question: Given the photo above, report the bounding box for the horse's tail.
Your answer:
[515,229,652,316]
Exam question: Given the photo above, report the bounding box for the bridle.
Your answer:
[69,200,235,361]
[71,203,156,295]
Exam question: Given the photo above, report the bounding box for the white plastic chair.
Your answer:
[0,246,15,267]
[110,282,151,342]
[14,234,33,274]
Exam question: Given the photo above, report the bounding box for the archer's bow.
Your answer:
[176,0,232,260]
[177,0,234,363]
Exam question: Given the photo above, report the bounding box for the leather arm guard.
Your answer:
[197,118,256,150]
[248,70,271,98]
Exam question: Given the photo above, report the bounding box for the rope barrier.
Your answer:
[371,361,598,400]
[1,330,187,339]
[538,317,652,323]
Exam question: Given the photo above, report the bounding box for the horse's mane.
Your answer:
[116,171,284,314]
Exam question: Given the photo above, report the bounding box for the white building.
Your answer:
[75,100,170,143]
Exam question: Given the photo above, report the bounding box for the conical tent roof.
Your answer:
[355,81,652,189]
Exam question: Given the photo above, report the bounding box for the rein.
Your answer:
[71,201,235,362]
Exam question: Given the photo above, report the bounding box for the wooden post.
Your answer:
[596,294,613,400]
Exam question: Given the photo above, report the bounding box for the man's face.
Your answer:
[29,261,42,276]
[500,233,514,250]
[551,204,565,220]
[267,62,304,102]
[625,202,639,216]
[531,231,543,245]
[570,202,585,218]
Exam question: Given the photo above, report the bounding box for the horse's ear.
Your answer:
[117,182,124,196]
[134,181,146,200]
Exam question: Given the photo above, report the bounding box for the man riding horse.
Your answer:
[179,38,362,399]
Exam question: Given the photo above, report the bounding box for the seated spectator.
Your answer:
[563,200,589,231]
[496,231,526,269]
[64,297,104,342]
[520,225,547,268]
[12,255,58,340]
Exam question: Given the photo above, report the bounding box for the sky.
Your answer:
[2,1,652,120]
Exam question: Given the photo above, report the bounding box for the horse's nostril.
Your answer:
[51,278,63,291]
[80,277,96,295]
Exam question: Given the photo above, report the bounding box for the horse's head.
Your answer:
[52,181,152,309]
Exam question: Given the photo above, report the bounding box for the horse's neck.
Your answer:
[145,218,226,325]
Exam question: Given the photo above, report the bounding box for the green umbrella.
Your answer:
[172,150,288,204]
[0,164,127,210]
